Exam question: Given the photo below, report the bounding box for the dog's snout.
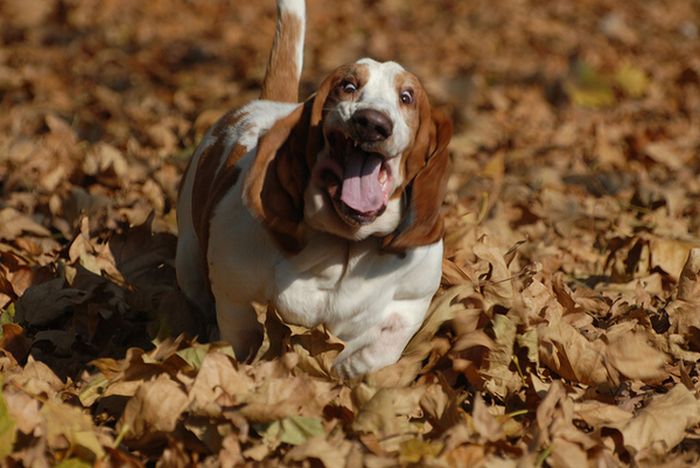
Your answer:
[351,109,393,142]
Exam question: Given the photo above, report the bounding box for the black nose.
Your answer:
[351,109,393,142]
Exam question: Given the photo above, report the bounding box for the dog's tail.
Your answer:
[260,0,306,103]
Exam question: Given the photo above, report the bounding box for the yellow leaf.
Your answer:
[0,392,17,458]
[566,61,615,108]
[72,430,106,461]
[264,416,325,446]
[176,344,209,369]
[399,438,443,463]
[614,63,648,98]
[78,374,108,407]
[566,83,615,108]
[55,459,92,468]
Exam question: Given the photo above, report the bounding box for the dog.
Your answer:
[176,0,452,378]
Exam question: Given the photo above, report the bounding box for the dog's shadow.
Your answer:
[7,215,208,381]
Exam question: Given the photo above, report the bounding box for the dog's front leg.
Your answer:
[215,300,263,361]
[332,298,430,379]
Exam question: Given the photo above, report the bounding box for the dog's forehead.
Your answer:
[355,58,407,84]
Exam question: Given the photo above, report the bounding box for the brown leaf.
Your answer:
[0,208,51,241]
[481,314,522,398]
[352,387,425,437]
[677,248,700,301]
[471,393,504,442]
[607,384,700,458]
[284,436,353,467]
[0,323,31,363]
[187,351,254,416]
[121,374,189,439]
[650,238,700,281]
[41,399,105,460]
[239,377,336,424]
[8,356,64,397]
[573,400,633,428]
[605,332,668,383]
[4,390,41,434]
[538,319,608,385]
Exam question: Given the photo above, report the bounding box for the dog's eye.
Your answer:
[400,90,414,105]
[341,81,357,94]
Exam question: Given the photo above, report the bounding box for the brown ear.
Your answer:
[381,108,452,253]
[243,75,337,253]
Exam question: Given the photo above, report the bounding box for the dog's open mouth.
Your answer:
[318,131,393,226]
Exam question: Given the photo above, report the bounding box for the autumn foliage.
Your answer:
[1,0,700,466]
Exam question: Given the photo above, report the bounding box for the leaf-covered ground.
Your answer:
[1,0,700,466]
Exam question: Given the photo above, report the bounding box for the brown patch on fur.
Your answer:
[260,11,303,103]
[243,67,349,253]
[381,85,453,253]
[243,101,312,253]
[317,63,369,117]
[188,111,249,283]
[196,147,246,258]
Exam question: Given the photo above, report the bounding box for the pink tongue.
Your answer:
[340,152,385,214]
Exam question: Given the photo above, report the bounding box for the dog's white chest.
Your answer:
[273,238,403,337]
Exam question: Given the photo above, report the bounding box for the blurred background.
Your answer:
[1,0,698,211]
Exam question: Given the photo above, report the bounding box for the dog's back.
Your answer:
[176,0,306,315]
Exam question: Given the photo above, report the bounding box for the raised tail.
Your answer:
[260,0,306,103]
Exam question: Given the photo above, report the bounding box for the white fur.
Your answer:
[176,60,443,378]
[277,0,305,83]
[305,58,414,242]
[278,0,305,20]
[323,59,410,172]
[176,100,298,313]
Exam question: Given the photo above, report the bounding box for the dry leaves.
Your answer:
[1,0,700,465]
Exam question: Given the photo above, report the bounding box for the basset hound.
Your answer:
[176,0,452,378]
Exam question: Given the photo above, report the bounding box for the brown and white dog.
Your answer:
[176,0,451,378]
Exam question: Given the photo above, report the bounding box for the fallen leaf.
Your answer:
[0,208,51,241]
[284,435,353,467]
[264,416,325,446]
[121,374,189,439]
[607,384,700,458]
[614,64,648,98]
[15,277,89,326]
[605,332,668,383]
[42,399,105,460]
[573,400,633,427]
[4,390,41,434]
[538,319,608,385]
[187,350,254,416]
[472,393,504,442]
[398,438,443,464]
[352,387,425,437]
[0,391,17,458]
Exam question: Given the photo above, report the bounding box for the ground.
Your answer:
[1,0,700,466]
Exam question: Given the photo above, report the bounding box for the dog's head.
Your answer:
[243,58,452,253]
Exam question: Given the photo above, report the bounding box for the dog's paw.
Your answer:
[332,344,396,380]
[332,352,373,380]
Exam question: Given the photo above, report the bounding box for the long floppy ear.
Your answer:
[381,108,452,253]
[243,75,337,253]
